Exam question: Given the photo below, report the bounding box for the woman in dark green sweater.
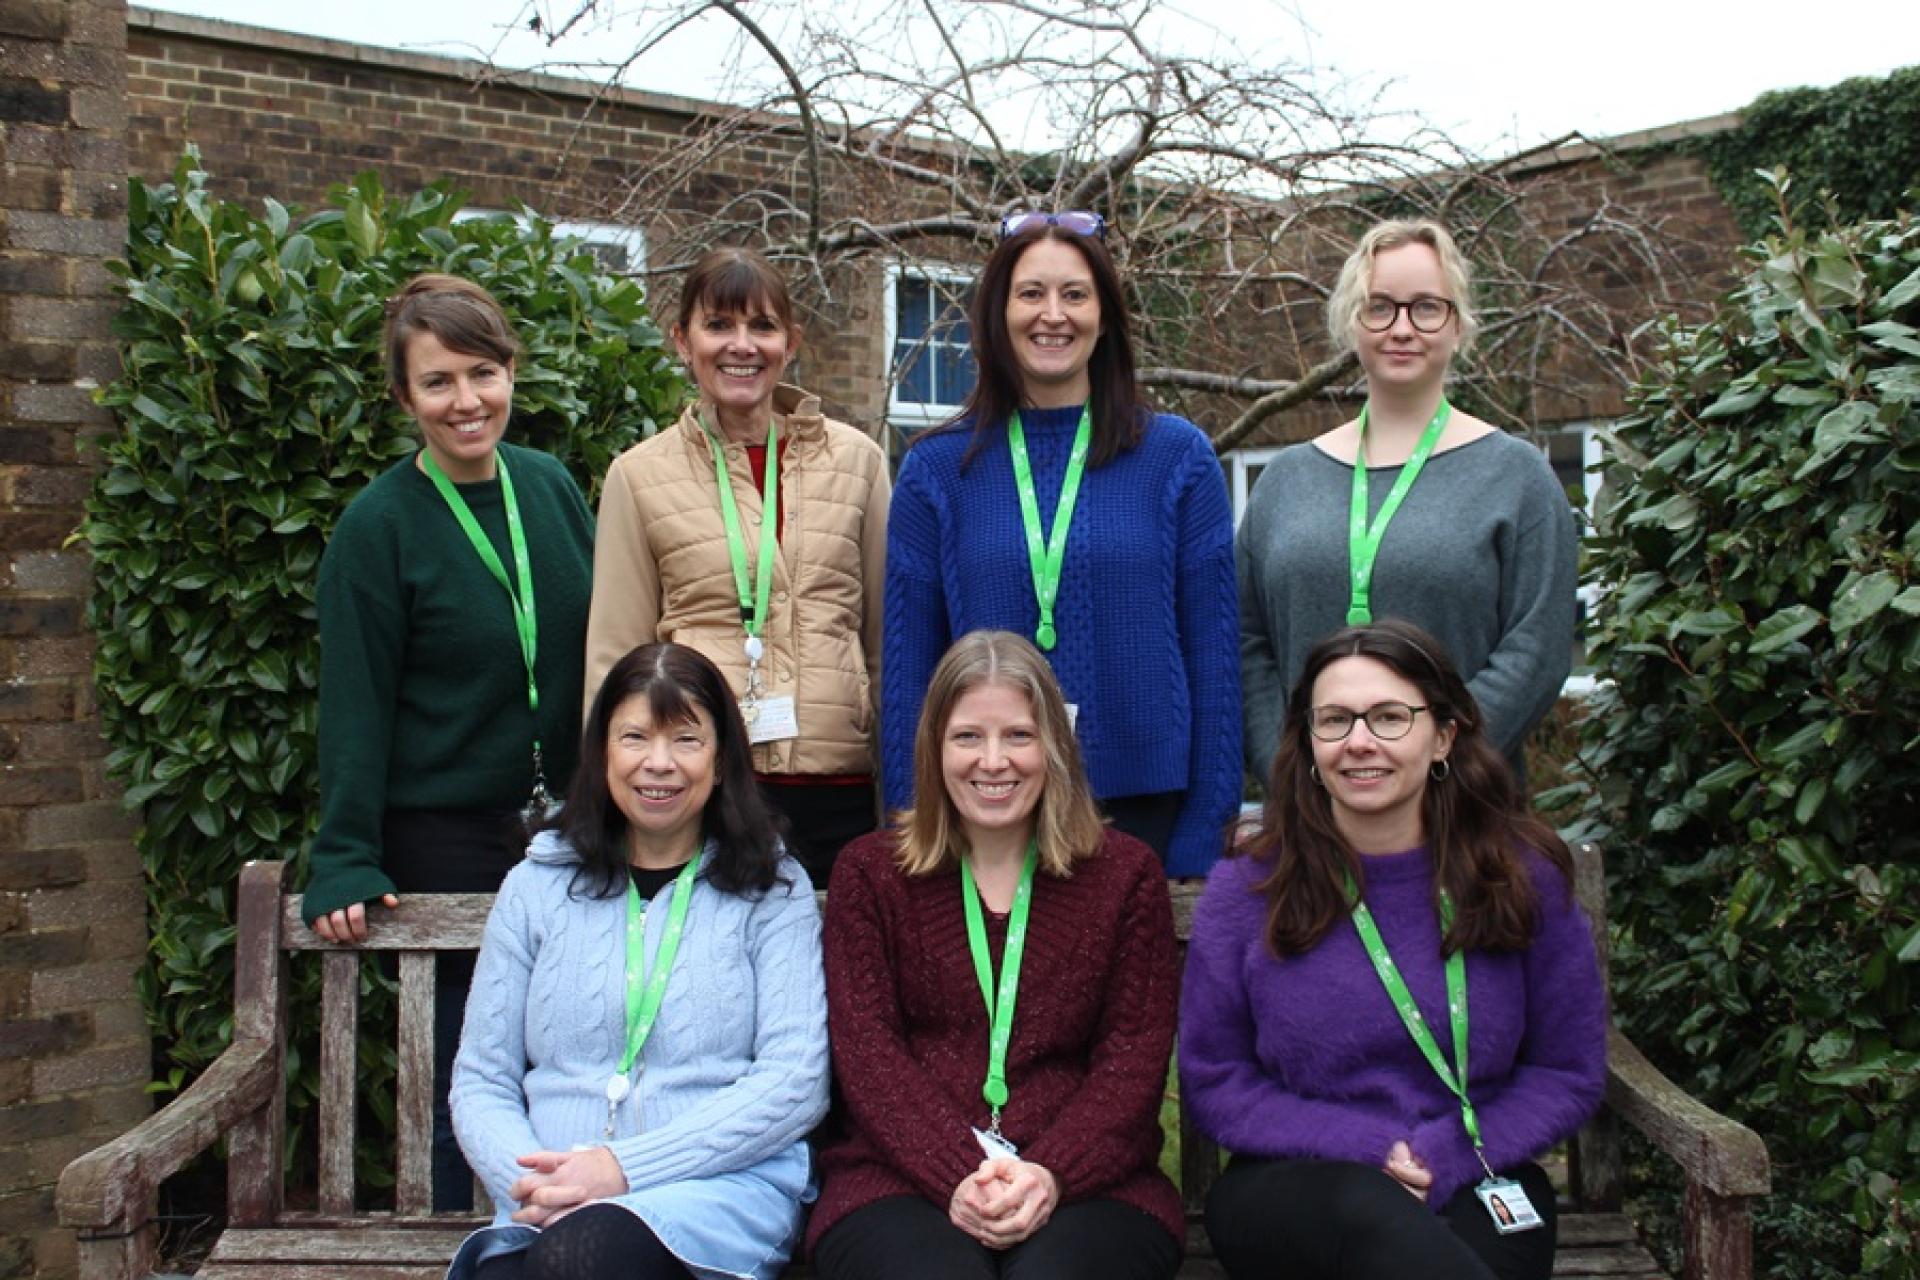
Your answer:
[302,274,594,1210]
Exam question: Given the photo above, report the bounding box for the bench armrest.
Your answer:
[57,1036,280,1234]
[1606,1026,1770,1198]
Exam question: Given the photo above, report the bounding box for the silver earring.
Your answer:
[1430,759,1451,782]
[1310,765,1325,787]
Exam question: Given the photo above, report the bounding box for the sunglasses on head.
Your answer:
[998,210,1108,241]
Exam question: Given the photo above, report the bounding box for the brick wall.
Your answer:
[123,6,906,432]
[0,0,145,1276]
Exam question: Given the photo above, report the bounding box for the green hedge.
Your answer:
[80,149,682,1183]
[1557,175,1918,1276]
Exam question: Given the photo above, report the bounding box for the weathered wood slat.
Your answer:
[396,951,436,1217]
[319,950,360,1216]
[232,861,292,1229]
[208,1225,476,1263]
[1606,1030,1769,1198]
[1557,1212,1642,1244]
[283,895,495,950]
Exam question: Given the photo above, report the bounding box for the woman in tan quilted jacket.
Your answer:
[585,247,891,883]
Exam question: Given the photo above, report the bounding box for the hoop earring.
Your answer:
[1430,759,1451,782]
[1310,765,1325,788]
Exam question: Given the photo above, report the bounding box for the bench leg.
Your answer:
[1684,1183,1753,1280]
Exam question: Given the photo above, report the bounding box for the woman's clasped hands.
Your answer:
[506,1146,629,1227]
[949,1157,1061,1249]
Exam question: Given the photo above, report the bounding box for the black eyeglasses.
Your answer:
[1308,702,1429,742]
[998,210,1108,241]
[1360,295,1456,334]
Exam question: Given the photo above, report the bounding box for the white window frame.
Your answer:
[1227,445,1286,530]
[884,261,976,432]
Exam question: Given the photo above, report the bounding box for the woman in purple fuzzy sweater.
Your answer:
[1180,619,1605,1280]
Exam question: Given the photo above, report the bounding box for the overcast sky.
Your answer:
[143,0,1918,156]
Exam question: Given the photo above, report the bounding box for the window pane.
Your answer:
[896,278,931,340]
[894,341,931,403]
[937,345,976,404]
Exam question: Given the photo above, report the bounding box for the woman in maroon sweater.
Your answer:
[811,630,1183,1279]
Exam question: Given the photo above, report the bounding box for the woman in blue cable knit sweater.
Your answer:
[882,213,1241,876]
[448,643,829,1280]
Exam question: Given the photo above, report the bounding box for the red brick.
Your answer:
[0,339,77,381]
[8,463,93,507]
[0,510,81,553]
[7,633,93,677]
[15,718,105,759]
[6,296,119,340]
[23,802,128,851]
[28,954,140,1011]
[32,1039,149,1093]
[0,925,87,973]
[8,382,106,425]
[0,849,87,892]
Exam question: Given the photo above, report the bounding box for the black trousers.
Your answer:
[814,1194,1182,1280]
[1205,1157,1559,1280]
[759,778,876,886]
[383,807,526,1214]
[473,1203,693,1280]
[1101,791,1183,865]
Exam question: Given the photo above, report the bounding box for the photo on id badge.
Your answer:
[1476,1179,1542,1234]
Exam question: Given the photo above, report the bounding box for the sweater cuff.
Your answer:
[299,865,400,926]
[1410,1112,1483,1210]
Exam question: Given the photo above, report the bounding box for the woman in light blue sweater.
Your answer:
[448,642,830,1280]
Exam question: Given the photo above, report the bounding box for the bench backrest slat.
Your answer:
[319,950,360,1216]
[396,951,438,1217]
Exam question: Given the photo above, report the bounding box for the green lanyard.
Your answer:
[1347,397,1451,625]
[419,450,550,809]
[960,840,1038,1133]
[703,415,780,656]
[619,858,701,1074]
[603,857,700,1135]
[1008,409,1091,652]
[1349,882,1497,1179]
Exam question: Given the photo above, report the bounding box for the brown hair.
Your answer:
[894,630,1105,878]
[383,273,522,398]
[1242,619,1571,955]
[940,224,1146,469]
[675,246,797,334]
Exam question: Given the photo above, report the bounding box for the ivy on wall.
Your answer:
[80,149,683,1184]
[1691,66,1920,237]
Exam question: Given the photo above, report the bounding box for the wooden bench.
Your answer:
[59,844,1769,1279]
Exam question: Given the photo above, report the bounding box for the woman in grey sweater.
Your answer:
[1237,219,1577,782]
[448,642,829,1280]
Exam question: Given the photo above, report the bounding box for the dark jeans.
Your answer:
[1205,1156,1559,1280]
[473,1203,693,1280]
[815,1194,1182,1280]
[1101,791,1183,866]
[384,807,526,1214]
[759,778,876,886]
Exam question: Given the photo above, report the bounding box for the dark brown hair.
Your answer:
[939,224,1145,469]
[675,246,796,334]
[553,642,786,899]
[383,273,522,398]
[1242,619,1572,955]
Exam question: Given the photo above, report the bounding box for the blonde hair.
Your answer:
[894,631,1105,878]
[1325,219,1477,356]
